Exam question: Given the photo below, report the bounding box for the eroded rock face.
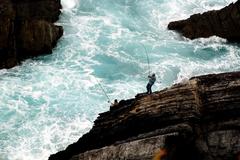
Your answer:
[0,0,17,68]
[49,72,240,160]
[0,0,63,69]
[71,134,169,160]
[13,0,61,22]
[168,1,240,41]
[17,20,63,58]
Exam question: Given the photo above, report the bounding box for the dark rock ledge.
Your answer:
[168,0,240,42]
[49,71,240,160]
[0,0,63,69]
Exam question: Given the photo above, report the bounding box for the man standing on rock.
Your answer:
[146,73,156,94]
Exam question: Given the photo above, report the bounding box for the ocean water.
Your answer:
[0,0,239,159]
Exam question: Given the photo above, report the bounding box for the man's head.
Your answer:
[152,73,155,77]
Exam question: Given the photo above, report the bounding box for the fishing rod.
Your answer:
[140,43,151,76]
[93,76,111,103]
[139,44,163,86]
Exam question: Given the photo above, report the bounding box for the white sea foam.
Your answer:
[61,0,79,10]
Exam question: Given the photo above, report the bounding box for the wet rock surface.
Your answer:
[0,0,63,69]
[49,71,240,160]
[168,1,240,41]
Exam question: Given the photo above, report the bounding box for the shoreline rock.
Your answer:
[49,71,240,160]
[168,1,240,42]
[0,0,63,69]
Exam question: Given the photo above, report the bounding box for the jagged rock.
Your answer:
[12,0,61,22]
[0,0,17,68]
[0,0,63,69]
[49,72,240,160]
[168,1,240,41]
[17,20,63,58]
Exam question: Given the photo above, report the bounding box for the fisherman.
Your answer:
[146,73,156,94]
[110,99,119,108]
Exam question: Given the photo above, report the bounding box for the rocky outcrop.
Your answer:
[49,72,240,160]
[0,0,63,69]
[168,1,240,41]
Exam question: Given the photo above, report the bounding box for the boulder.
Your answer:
[168,1,240,42]
[0,0,63,69]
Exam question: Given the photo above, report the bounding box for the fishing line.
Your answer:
[140,43,151,75]
[93,75,111,103]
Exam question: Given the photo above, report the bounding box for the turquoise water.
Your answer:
[0,0,239,159]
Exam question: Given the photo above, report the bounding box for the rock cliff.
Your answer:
[0,0,63,69]
[168,1,240,41]
[49,72,240,160]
